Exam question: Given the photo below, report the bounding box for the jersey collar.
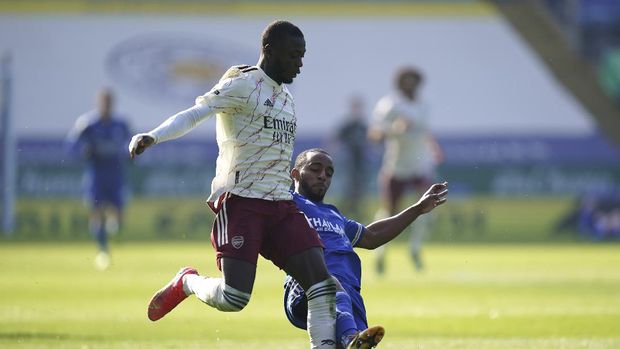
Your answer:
[257,66,283,91]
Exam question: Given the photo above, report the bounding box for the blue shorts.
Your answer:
[283,275,368,331]
[86,178,125,209]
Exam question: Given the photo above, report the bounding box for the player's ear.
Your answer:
[262,43,272,57]
[291,168,300,181]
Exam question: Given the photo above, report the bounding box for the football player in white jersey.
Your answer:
[368,67,443,274]
[128,21,337,349]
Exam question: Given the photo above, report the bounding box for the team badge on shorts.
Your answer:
[231,236,244,249]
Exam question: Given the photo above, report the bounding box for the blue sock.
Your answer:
[335,291,358,348]
[95,224,108,252]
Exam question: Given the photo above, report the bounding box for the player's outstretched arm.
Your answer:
[128,134,155,159]
[127,102,217,159]
[356,182,448,249]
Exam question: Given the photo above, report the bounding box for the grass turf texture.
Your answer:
[1,242,619,348]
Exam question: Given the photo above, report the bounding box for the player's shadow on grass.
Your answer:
[0,332,102,341]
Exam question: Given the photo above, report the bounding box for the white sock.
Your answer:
[306,278,337,349]
[183,274,250,312]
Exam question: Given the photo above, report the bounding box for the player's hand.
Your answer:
[416,182,448,214]
[367,126,384,142]
[392,117,410,134]
[128,133,155,159]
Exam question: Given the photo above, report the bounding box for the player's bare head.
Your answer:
[395,67,423,98]
[262,20,304,48]
[292,148,333,202]
[97,87,114,119]
[260,20,305,84]
[294,148,331,171]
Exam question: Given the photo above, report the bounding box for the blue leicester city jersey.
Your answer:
[70,113,131,185]
[292,192,365,289]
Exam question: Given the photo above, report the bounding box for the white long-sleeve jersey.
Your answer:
[372,93,435,179]
[144,65,297,205]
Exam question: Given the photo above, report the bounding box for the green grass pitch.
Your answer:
[1,242,619,348]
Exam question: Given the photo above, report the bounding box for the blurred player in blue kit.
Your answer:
[284,148,448,349]
[67,87,131,270]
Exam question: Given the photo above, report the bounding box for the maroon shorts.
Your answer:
[210,194,323,270]
[380,172,432,209]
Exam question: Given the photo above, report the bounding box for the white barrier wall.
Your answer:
[0,10,594,138]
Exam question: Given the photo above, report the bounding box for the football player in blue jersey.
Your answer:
[67,88,131,270]
[285,148,448,349]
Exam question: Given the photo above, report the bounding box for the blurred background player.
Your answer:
[334,95,369,219]
[284,148,448,349]
[368,67,443,274]
[128,21,338,349]
[67,87,131,270]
